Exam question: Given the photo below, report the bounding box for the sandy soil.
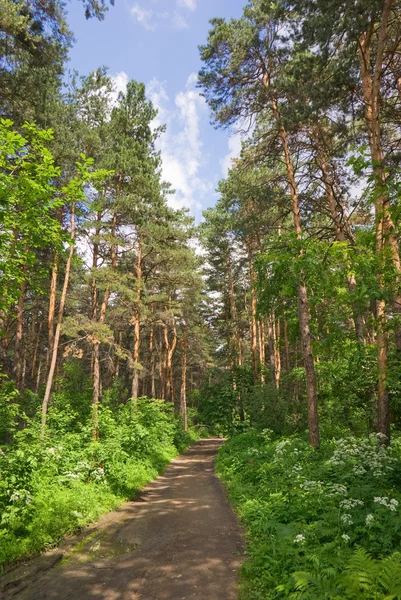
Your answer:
[0,438,244,600]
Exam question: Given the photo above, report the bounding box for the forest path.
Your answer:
[1,439,244,600]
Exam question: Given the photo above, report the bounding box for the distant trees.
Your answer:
[0,66,210,440]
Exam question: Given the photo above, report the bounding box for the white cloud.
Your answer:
[171,12,189,29]
[110,71,128,106]
[129,2,193,31]
[177,0,196,11]
[130,4,156,30]
[147,74,213,216]
[221,133,242,176]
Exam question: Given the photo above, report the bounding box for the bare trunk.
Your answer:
[164,319,177,403]
[248,257,259,384]
[180,334,188,431]
[283,319,291,374]
[258,320,266,384]
[228,254,242,366]
[35,359,42,393]
[47,254,58,370]
[150,321,156,398]
[358,4,395,440]
[274,317,281,388]
[131,240,142,401]
[41,205,76,439]
[92,213,117,437]
[158,333,165,399]
[268,88,319,447]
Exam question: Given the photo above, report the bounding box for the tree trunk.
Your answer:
[283,318,291,374]
[47,253,58,371]
[248,256,259,384]
[227,254,242,366]
[131,239,142,400]
[268,86,320,447]
[41,205,75,439]
[180,333,188,431]
[358,3,396,440]
[92,213,117,438]
[150,320,156,398]
[274,317,281,388]
[14,275,27,391]
[164,319,177,402]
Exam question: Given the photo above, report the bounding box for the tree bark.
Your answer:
[358,1,396,440]
[180,333,188,431]
[41,205,75,439]
[92,212,117,438]
[149,319,156,398]
[131,238,142,400]
[268,84,320,447]
[248,253,259,384]
[47,253,58,371]
[164,318,177,402]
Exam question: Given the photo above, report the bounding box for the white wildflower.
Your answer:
[340,498,364,510]
[365,514,374,525]
[341,534,350,542]
[373,496,399,511]
[294,534,305,543]
[340,513,353,525]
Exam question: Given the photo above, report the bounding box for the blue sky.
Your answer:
[66,0,246,220]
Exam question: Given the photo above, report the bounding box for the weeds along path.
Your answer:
[1,439,243,600]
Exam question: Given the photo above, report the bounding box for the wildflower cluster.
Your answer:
[327,434,395,478]
[373,496,399,511]
[217,430,401,600]
[8,489,32,505]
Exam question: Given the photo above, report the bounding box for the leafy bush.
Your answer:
[216,431,401,599]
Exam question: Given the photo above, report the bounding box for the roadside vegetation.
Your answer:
[217,431,401,600]
[0,387,197,568]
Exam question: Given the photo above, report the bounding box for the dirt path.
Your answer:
[1,439,244,600]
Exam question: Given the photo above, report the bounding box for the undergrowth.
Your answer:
[216,430,401,599]
[0,398,198,569]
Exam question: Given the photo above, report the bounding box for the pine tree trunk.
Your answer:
[150,320,156,398]
[358,4,396,440]
[41,205,75,439]
[164,319,177,402]
[180,334,188,431]
[131,239,142,400]
[228,254,242,365]
[269,89,320,447]
[283,318,291,374]
[92,213,117,437]
[248,257,259,384]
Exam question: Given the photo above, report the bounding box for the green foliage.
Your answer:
[216,431,401,600]
[0,396,196,568]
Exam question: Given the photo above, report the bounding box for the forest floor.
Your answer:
[0,438,244,600]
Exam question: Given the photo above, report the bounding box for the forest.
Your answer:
[2,0,401,598]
